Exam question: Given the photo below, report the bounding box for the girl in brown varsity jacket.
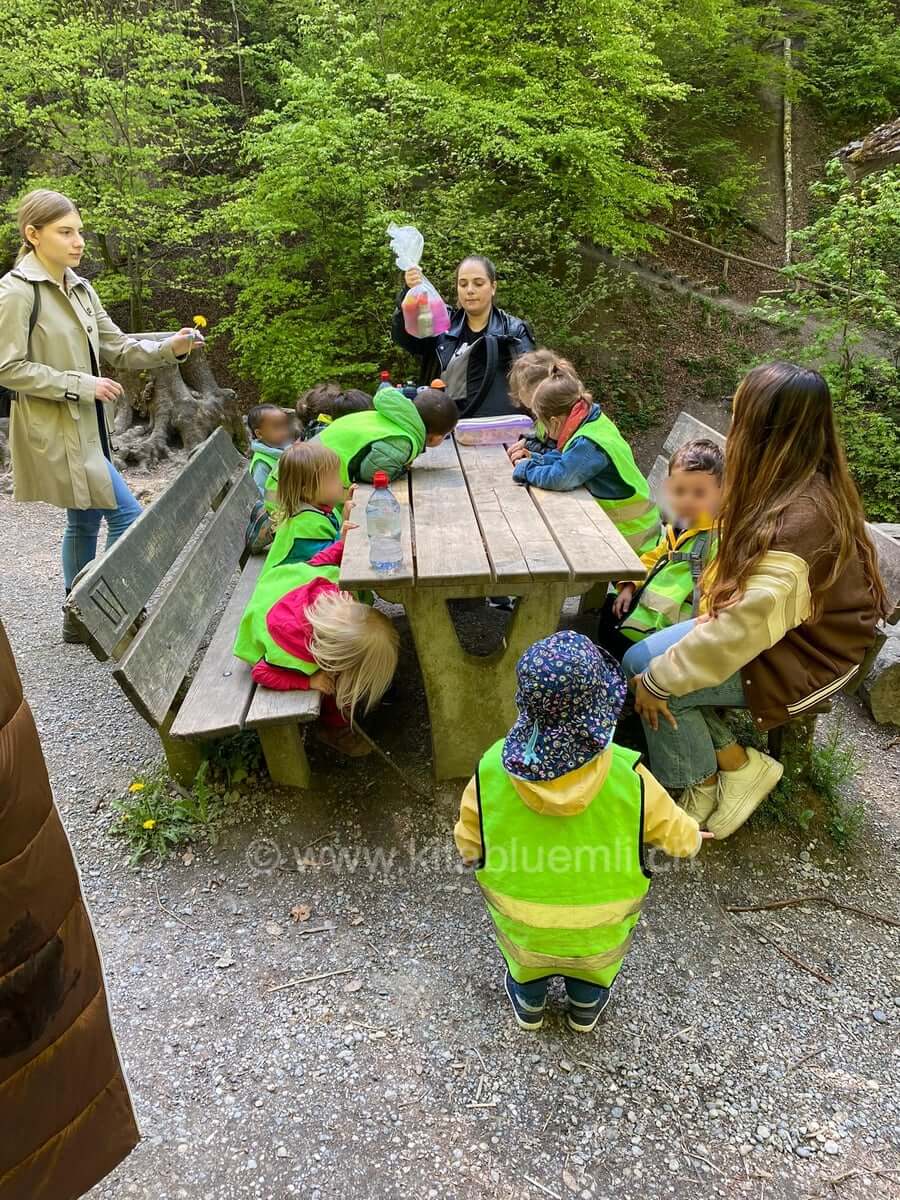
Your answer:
[631,362,887,839]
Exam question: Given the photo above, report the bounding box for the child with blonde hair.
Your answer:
[265,439,352,570]
[234,548,398,757]
[511,365,661,554]
[506,348,577,465]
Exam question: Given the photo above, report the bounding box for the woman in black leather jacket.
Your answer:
[390,255,535,417]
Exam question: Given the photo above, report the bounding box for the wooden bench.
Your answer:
[65,428,321,790]
[654,411,900,761]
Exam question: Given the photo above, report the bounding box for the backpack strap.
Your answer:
[456,334,500,419]
[28,281,41,349]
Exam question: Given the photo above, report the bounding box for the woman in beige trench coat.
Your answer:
[0,189,202,641]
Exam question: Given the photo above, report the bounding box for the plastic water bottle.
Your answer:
[376,370,392,391]
[366,471,403,573]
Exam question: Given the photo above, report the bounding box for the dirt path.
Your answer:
[2,483,899,1200]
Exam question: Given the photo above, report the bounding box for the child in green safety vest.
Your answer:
[506,348,575,463]
[247,403,293,507]
[596,438,724,662]
[455,631,711,1032]
[318,384,459,486]
[263,439,354,572]
[511,365,661,554]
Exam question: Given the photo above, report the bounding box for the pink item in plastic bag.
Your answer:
[388,222,451,339]
[455,415,535,446]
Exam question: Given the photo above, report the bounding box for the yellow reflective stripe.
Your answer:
[480,884,644,930]
[603,495,655,521]
[629,585,685,624]
[496,928,633,972]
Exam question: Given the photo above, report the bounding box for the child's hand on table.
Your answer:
[309,670,335,695]
[612,583,636,619]
[507,440,530,465]
[341,485,358,539]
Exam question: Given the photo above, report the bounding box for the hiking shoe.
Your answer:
[680,779,719,826]
[315,726,372,758]
[504,971,545,1031]
[707,747,784,839]
[62,606,86,645]
[566,986,611,1033]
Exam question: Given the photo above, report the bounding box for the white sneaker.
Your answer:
[680,780,718,826]
[707,748,784,839]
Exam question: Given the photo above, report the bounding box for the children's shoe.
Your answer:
[504,971,545,1031]
[706,747,784,839]
[680,779,718,826]
[315,726,372,758]
[566,987,611,1033]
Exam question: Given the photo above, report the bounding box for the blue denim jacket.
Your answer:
[511,405,633,501]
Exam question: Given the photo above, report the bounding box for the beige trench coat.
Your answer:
[0,252,180,509]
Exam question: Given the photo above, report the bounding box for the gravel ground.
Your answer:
[2,473,899,1200]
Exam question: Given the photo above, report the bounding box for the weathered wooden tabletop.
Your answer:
[340,437,645,781]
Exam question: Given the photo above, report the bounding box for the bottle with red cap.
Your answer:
[366,471,403,573]
[376,370,392,392]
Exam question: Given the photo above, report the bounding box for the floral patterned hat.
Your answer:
[502,631,627,782]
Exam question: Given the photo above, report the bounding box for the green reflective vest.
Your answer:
[475,740,651,987]
[620,528,715,643]
[562,414,661,554]
[250,448,281,514]
[265,507,342,572]
[233,560,340,673]
[319,408,425,487]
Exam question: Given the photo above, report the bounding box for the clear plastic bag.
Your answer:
[387,222,450,339]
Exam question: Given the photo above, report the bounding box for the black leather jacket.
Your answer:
[390,291,536,417]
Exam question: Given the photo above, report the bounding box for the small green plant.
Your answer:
[112,760,231,865]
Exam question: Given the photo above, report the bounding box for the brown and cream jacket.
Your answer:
[0,619,139,1198]
[642,478,881,731]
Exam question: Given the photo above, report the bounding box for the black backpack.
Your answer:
[1,281,41,416]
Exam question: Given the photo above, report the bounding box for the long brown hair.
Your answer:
[707,362,888,620]
[16,189,79,263]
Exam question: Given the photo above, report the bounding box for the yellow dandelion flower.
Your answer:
[129,781,145,793]
[193,314,208,328]
[142,818,157,830]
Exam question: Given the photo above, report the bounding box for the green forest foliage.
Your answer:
[0,0,897,512]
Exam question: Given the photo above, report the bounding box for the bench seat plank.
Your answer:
[244,684,322,728]
[169,556,265,740]
[113,471,259,727]
[67,428,245,659]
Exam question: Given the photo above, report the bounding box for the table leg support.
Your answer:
[258,723,312,790]
[399,586,568,781]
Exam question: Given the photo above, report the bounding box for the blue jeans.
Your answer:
[625,621,746,789]
[62,461,142,589]
[513,975,607,1007]
[621,618,697,678]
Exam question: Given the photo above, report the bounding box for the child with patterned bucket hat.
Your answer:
[455,631,711,1032]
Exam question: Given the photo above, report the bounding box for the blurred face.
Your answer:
[316,464,346,509]
[665,469,722,525]
[257,408,292,448]
[456,259,496,320]
[27,211,85,271]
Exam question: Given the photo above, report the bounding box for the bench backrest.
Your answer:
[67,427,259,725]
[654,411,900,623]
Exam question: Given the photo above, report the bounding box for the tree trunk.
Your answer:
[837,117,900,182]
[112,337,245,468]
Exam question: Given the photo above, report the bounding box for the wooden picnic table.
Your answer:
[340,436,645,780]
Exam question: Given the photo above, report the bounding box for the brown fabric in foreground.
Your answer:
[0,618,139,1200]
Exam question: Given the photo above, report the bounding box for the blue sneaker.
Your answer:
[504,971,545,1031]
[566,986,611,1033]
